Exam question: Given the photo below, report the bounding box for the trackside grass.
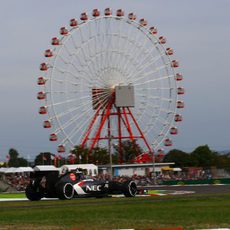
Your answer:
[0,193,25,199]
[0,194,229,230]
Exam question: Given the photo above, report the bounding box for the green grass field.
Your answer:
[0,193,25,199]
[0,194,229,230]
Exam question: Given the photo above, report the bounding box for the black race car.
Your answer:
[25,167,137,201]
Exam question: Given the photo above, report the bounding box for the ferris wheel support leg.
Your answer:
[122,108,134,141]
[121,107,141,158]
[127,107,153,154]
[88,100,113,155]
[81,105,102,148]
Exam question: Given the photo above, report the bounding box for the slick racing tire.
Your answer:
[25,185,43,201]
[123,180,137,197]
[56,183,74,200]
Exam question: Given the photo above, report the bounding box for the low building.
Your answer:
[98,163,176,177]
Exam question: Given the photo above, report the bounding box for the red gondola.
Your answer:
[37,77,46,85]
[171,60,179,68]
[80,12,88,21]
[159,36,166,44]
[177,87,185,95]
[51,37,60,46]
[164,138,172,147]
[174,114,183,122]
[40,63,48,71]
[43,120,51,128]
[170,127,178,135]
[104,8,112,16]
[175,73,183,81]
[149,26,157,35]
[177,100,184,108]
[166,47,173,55]
[44,49,53,57]
[157,148,164,155]
[92,9,100,17]
[39,106,47,115]
[57,145,65,153]
[139,18,147,26]
[116,9,124,17]
[70,18,78,27]
[128,12,136,20]
[60,27,68,35]
[37,92,46,100]
[49,133,57,141]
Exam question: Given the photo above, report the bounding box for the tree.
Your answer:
[113,140,143,163]
[71,146,90,164]
[190,145,217,167]
[215,153,230,169]
[8,148,28,167]
[34,152,53,165]
[92,147,110,165]
[71,145,112,165]
[163,149,194,167]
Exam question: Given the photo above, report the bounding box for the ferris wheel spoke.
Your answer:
[151,115,171,129]
[48,95,90,109]
[136,86,173,91]
[70,45,107,87]
[95,19,106,70]
[128,53,166,81]
[68,61,94,83]
[121,35,144,69]
[50,98,94,121]
[133,74,174,86]
[136,93,172,103]
[113,18,123,70]
[122,41,157,79]
[159,107,175,114]
[62,43,75,57]
[125,46,157,75]
[63,94,112,141]
[78,28,90,62]
[53,67,91,85]
[104,17,112,68]
[127,44,165,79]
[56,53,71,65]
[53,65,89,85]
[50,78,78,86]
[115,42,138,75]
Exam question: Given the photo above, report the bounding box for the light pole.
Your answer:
[151,149,157,185]
[109,142,113,179]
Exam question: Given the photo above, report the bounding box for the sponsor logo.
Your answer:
[86,185,102,192]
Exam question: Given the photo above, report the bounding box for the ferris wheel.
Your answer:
[37,8,184,162]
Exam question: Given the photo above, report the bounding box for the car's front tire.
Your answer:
[56,183,75,200]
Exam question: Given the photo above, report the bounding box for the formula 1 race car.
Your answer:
[25,166,137,201]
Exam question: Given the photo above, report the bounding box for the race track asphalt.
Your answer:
[0,184,229,204]
[143,184,230,194]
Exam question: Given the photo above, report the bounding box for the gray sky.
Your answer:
[0,0,230,161]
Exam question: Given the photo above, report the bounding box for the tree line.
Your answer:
[3,143,230,169]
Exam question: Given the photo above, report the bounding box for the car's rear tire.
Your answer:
[56,183,74,200]
[25,185,43,201]
[123,181,137,197]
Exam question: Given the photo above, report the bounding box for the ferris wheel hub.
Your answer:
[100,68,125,88]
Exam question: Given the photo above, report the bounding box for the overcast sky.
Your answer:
[0,0,230,161]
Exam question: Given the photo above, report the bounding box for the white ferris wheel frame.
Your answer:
[37,11,184,155]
